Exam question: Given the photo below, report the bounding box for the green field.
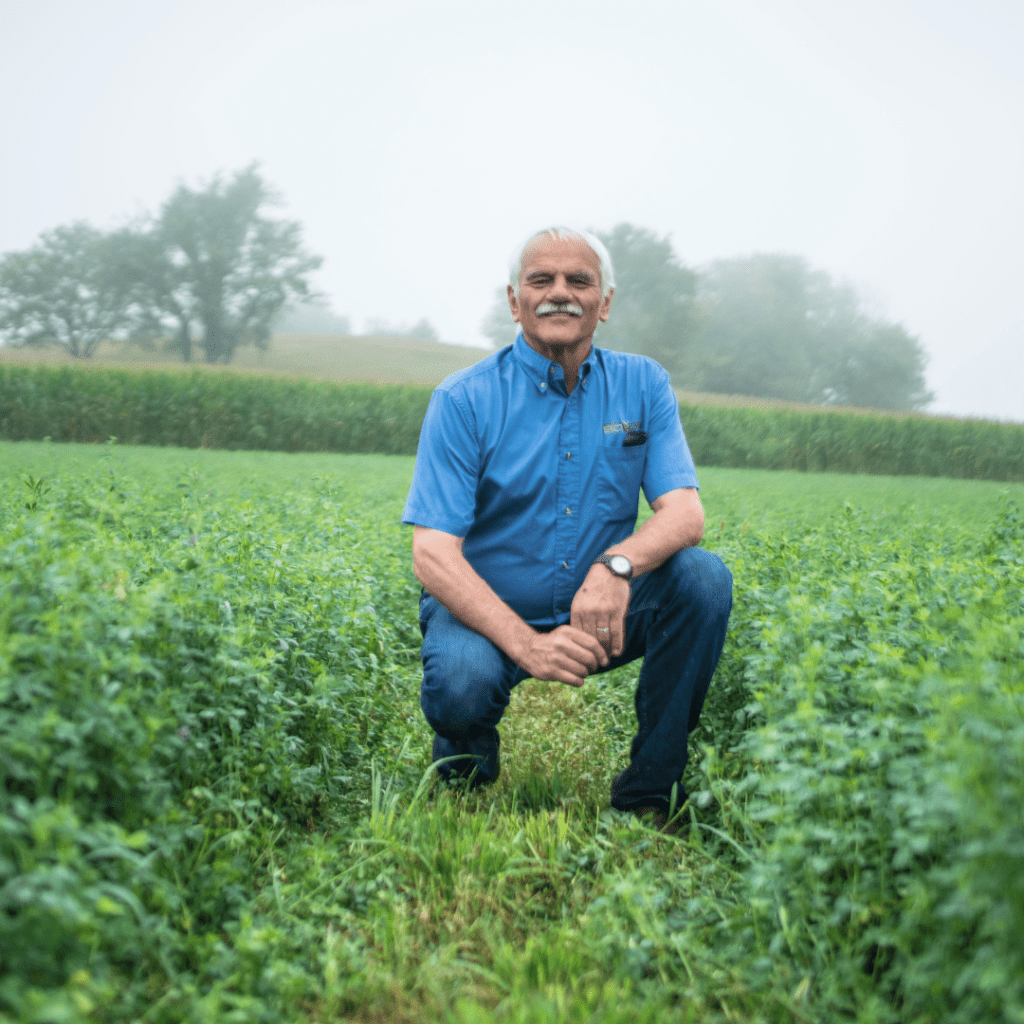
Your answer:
[2,442,1023,1023]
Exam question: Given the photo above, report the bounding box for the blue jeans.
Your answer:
[418,547,733,815]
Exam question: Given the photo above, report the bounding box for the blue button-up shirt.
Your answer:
[402,333,699,626]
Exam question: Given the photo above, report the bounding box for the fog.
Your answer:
[1,0,1021,421]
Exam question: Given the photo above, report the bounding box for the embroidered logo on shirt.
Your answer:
[602,420,641,434]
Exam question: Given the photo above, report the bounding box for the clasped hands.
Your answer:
[518,564,631,687]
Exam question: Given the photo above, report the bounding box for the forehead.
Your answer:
[520,235,601,279]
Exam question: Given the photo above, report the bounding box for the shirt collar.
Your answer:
[513,332,597,394]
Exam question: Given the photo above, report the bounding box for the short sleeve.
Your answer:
[640,370,699,503]
[401,388,480,535]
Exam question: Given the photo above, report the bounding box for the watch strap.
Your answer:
[594,553,633,580]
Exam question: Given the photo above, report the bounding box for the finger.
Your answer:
[537,659,585,687]
[571,606,595,637]
[551,653,588,686]
[563,626,607,669]
[594,623,614,656]
[537,634,596,680]
[608,614,625,659]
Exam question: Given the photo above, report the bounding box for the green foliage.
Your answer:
[0,365,433,454]
[2,364,1023,481]
[1,443,1023,1022]
[693,254,934,410]
[680,400,1024,481]
[594,223,697,380]
[150,164,323,364]
[0,166,321,367]
[0,445,420,1020]
[684,495,1024,1021]
[0,223,135,358]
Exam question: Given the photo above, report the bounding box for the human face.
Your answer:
[507,235,613,355]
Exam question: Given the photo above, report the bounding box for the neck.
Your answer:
[522,334,593,393]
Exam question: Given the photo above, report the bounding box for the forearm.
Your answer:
[606,487,704,578]
[412,527,537,666]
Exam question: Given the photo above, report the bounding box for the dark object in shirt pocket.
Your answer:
[623,430,648,447]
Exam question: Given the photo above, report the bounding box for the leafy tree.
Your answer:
[104,225,198,360]
[817,323,933,410]
[693,254,933,410]
[405,318,439,342]
[689,254,822,401]
[0,222,133,358]
[151,165,322,363]
[480,285,519,349]
[593,223,697,378]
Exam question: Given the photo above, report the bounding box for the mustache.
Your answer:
[536,302,583,317]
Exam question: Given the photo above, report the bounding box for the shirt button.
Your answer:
[565,507,572,515]
[566,452,572,459]
[562,561,569,569]
[540,383,546,390]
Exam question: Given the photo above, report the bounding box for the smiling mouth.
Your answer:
[536,302,583,317]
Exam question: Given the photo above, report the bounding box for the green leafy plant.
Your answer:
[1,442,1022,1022]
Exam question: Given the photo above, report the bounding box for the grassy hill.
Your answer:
[0,333,489,386]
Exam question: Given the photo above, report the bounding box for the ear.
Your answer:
[507,283,521,323]
[598,287,613,322]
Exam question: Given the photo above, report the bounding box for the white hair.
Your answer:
[509,226,615,299]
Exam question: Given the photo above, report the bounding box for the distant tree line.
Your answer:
[273,304,441,343]
[0,165,322,364]
[484,224,933,411]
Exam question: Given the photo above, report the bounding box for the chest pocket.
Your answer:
[596,444,646,522]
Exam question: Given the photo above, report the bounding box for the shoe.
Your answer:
[634,805,685,836]
[431,733,498,789]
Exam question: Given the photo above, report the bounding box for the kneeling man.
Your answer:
[402,226,732,829]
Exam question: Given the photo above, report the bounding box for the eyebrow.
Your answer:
[525,269,597,282]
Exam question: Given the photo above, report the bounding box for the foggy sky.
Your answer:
[1,0,1021,421]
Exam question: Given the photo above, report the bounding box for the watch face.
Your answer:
[609,555,631,576]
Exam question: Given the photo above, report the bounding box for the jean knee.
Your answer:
[420,614,510,739]
[666,547,733,622]
[693,548,733,617]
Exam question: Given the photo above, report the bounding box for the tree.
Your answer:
[103,224,198,360]
[152,165,322,363]
[0,222,133,357]
[480,285,518,348]
[693,254,934,410]
[405,318,439,342]
[690,254,822,400]
[592,224,697,379]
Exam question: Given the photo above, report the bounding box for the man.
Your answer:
[402,226,732,831]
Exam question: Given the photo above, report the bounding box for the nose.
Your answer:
[547,274,572,300]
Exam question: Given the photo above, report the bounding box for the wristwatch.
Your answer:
[594,553,633,580]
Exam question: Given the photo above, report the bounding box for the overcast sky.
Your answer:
[2,0,1022,420]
